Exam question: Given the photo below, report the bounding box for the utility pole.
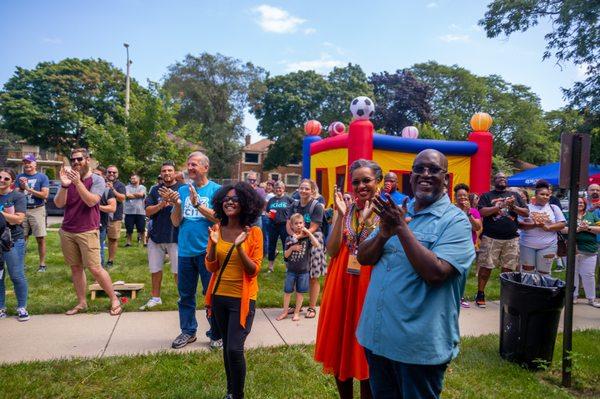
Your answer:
[123,43,131,117]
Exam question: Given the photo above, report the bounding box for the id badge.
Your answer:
[347,254,361,275]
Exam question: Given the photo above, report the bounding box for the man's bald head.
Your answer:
[384,172,398,182]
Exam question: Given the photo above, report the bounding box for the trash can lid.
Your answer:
[500,272,565,288]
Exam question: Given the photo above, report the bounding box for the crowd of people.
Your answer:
[1,146,600,398]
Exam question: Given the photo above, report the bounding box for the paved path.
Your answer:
[0,302,598,364]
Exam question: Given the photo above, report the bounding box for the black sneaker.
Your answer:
[475,292,486,308]
[106,260,114,269]
[37,265,47,272]
[171,333,197,349]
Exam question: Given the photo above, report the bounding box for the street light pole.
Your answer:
[124,43,131,118]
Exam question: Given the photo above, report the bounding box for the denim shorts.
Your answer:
[284,271,309,294]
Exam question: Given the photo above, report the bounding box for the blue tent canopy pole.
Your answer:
[507,162,600,187]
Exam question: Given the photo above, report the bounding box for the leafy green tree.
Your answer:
[369,69,434,135]
[480,0,599,112]
[163,53,266,178]
[410,61,559,165]
[250,64,372,169]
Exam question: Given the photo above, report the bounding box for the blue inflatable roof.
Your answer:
[507,162,600,187]
[372,134,478,155]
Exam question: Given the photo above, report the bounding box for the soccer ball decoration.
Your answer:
[328,121,346,137]
[401,126,419,139]
[350,96,375,120]
[304,120,322,136]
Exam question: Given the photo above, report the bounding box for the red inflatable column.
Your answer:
[346,119,374,192]
[468,130,493,195]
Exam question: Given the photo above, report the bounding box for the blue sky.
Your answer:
[0,0,585,140]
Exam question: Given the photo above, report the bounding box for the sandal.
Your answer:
[287,306,304,315]
[109,303,123,316]
[65,304,88,316]
[305,307,316,319]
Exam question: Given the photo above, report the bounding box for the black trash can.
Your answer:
[499,272,565,369]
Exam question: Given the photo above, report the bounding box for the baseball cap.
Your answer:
[22,154,36,162]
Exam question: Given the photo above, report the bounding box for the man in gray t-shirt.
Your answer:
[124,174,147,247]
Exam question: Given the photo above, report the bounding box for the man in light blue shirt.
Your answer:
[357,149,475,399]
[382,171,408,205]
[169,151,221,349]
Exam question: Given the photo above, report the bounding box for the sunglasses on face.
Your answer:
[412,165,446,175]
[70,156,85,163]
[0,176,12,182]
[247,179,257,183]
[222,196,240,203]
[107,171,117,175]
[351,177,376,186]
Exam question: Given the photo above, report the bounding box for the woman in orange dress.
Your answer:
[315,159,382,399]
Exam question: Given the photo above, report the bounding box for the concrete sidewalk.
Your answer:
[0,302,599,364]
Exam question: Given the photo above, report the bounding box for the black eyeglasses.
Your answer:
[107,171,117,174]
[222,196,240,203]
[70,156,85,163]
[412,165,446,175]
[351,177,376,186]
[0,176,11,182]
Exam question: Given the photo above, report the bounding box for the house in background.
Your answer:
[6,142,66,179]
[232,135,302,192]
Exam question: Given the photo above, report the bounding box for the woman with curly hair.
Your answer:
[205,181,265,399]
[315,159,382,399]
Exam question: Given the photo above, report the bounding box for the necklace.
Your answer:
[344,203,379,252]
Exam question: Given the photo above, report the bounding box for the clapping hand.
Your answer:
[158,187,174,206]
[59,167,72,187]
[65,168,81,184]
[333,187,348,215]
[372,194,409,238]
[188,184,199,207]
[18,177,28,191]
[208,224,220,245]
[234,226,250,247]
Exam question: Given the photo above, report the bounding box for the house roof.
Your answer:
[244,138,273,152]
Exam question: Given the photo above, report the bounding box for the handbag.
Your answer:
[557,233,567,258]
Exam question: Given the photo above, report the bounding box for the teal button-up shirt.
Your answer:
[356,195,475,365]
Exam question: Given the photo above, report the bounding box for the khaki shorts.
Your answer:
[23,205,47,237]
[476,236,520,271]
[107,219,122,240]
[59,229,101,269]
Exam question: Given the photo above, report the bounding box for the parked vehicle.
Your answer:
[45,185,64,216]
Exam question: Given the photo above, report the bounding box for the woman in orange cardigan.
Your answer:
[205,182,265,399]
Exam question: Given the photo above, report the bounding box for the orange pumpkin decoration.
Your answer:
[470,112,493,132]
[304,120,322,136]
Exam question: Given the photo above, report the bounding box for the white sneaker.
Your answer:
[210,338,223,350]
[139,297,162,310]
[587,299,600,308]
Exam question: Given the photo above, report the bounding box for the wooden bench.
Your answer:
[89,282,144,300]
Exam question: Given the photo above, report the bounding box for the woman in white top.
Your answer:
[518,180,566,274]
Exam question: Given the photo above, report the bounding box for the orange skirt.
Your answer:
[314,244,372,381]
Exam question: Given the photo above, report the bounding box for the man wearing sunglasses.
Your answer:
[54,148,122,316]
[357,149,475,399]
[104,165,127,268]
[169,151,221,349]
[16,154,50,272]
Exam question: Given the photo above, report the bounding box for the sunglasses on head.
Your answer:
[222,195,240,203]
[70,156,85,163]
[411,165,446,175]
[351,177,375,186]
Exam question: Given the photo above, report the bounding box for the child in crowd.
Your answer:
[276,213,320,322]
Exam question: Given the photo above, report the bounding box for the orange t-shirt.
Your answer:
[214,238,257,300]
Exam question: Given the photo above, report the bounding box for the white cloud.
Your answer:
[253,5,305,34]
[426,2,438,8]
[439,34,470,43]
[304,27,317,35]
[42,37,62,44]
[284,55,344,73]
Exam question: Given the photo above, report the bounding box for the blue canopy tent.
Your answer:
[507,162,600,187]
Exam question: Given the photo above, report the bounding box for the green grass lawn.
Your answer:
[2,231,564,315]
[1,330,598,398]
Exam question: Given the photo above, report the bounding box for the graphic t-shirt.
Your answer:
[266,195,294,224]
[61,174,105,233]
[519,203,565,249]
[478,190,526,240]
[0,190,27,240]
[291,199,324,233]
[284,236,311,274]
[176,181,221,257]
[124,184,147,215]
[99,188,116,229]
[145,182,183,244]
[16,172,49,207]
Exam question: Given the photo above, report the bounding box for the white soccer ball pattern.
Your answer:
[350,96,375,120]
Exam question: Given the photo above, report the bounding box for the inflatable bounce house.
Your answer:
[301,97,494,206]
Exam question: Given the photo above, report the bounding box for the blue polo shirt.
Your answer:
[176,181,221,257]
[356,195,475,365]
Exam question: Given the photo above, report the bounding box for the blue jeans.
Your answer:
[0,238,28,309]
[365,348,448,399]
[261,215,271,256]
[178,253,219,338]
[268,223,288,261]
[99,226,107,267]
